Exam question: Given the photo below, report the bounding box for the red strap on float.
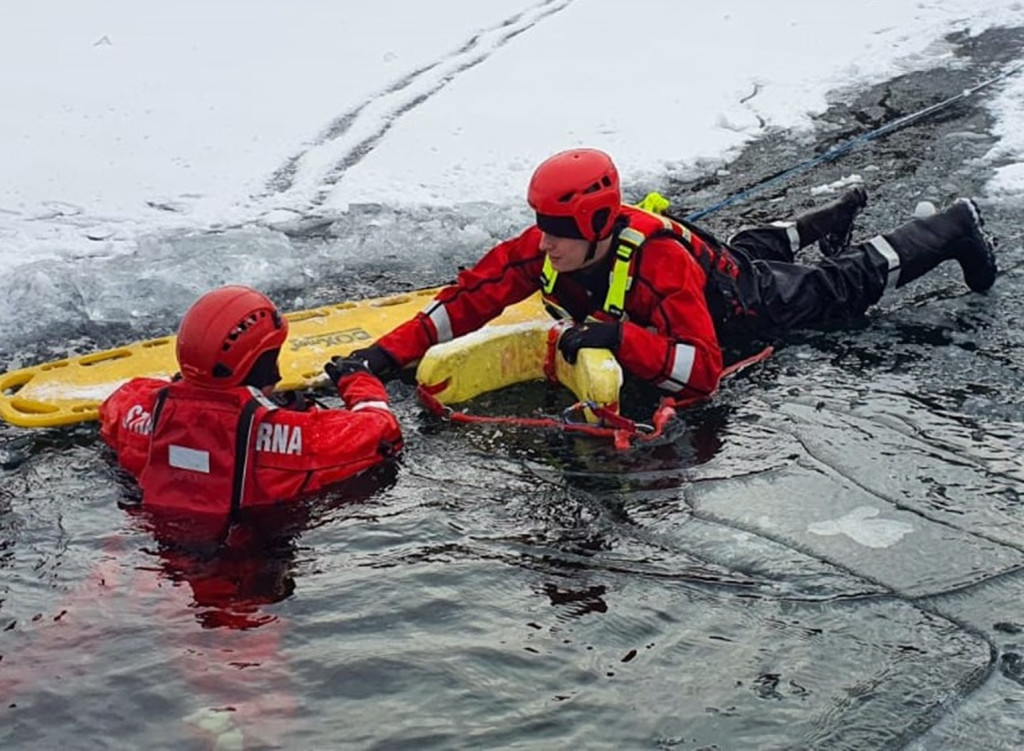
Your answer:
[416,345,773,450]
[543,321,569,384]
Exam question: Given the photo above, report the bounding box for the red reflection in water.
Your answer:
[2,466,395,749]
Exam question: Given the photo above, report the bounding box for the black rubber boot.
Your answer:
[795,187,868,256]
[872,198,997,292]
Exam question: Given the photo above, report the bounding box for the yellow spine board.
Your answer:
[0,289,550,428]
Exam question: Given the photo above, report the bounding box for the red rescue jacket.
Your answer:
[99,371,402,515]
[376,206,731,397]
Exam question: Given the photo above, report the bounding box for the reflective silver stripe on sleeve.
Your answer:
[656,343,696,392]
[351,400,391,413]
[867,235,901,289]
[424,301,454,343]
[771,220,800,254]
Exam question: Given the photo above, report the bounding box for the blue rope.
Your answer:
[685,61,1024,222]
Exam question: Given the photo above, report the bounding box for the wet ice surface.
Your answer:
[4,29,1024,751]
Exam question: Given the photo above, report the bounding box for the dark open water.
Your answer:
[3,27,1024,751]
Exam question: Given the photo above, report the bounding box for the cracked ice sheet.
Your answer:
[688,464,1024,598]
[678,379,1024,598]
[775,388,1024,549]
[909,570,1024,750]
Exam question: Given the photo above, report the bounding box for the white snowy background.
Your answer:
[1,0,1022,323]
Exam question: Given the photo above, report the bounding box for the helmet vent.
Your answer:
[212,363,233,379]
[557,191,575,203]
[223,311,269,350]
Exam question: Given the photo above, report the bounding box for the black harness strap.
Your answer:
[150,386,170,433]
[230,399,262,515]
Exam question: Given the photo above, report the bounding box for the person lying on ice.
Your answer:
[349,147,997,401]
[99,285,402,514]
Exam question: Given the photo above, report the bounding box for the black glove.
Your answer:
[557,322,622,365]
[271,390,310,411]
[349,345,399,380]
[324,355,371,387]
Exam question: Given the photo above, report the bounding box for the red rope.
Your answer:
[415,345,773,450]
[416,385,640,444]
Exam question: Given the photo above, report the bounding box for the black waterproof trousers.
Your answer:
[720,225,891,338]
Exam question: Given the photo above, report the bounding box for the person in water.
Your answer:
[347,148,997,400]
[100,284,402,514]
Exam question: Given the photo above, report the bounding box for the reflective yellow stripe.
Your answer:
[540,255,557,294]
[605,265,628,317]
[604,228,645,318]
[605,248,632,317]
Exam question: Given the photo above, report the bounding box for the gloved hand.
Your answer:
[349,345,399,380]
[557,322,622,365]
[271,390,310,411]
[324,355,371,387]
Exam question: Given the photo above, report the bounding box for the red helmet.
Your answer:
[527,148,621,241]
[176,285,289,388]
